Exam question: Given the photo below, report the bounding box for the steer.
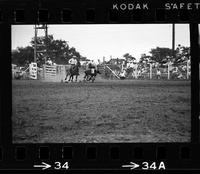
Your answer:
[84,69,101,82]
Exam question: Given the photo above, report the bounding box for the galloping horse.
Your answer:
[65,62,81,82]
[84,69,101,82]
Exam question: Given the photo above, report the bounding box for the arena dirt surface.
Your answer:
[12,79,191,143]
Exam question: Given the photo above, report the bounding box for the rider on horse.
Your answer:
[65,56,81,82]
[87,60,97,74]
[69,56,78,70]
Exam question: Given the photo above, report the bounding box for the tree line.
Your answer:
[122,45,190,66]
[12,35,87,67]
[12,34,190,68]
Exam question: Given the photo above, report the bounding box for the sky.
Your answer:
[12,24,190,62]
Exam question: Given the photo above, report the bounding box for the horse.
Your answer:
[65,63,80,82]
[84,69,101,82]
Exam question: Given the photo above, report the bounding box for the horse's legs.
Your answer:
[68,75,71,81]
[75,75,78,82]
[65,74,68,81]
[91,76,95,82]
[71,75,73,82]
[83,74,86,81]
[88,75,92,81]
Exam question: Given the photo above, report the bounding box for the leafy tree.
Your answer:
[138,54,152,69]
[30,35,71,65]
[149,46,190,66]
[138,45,190,70]
[174,45,190,65]
[150,47,173,64]
[123,53,136,63]
[12,34,86,67]
[30,35,83,66]
[139,54,152,63]
[69,47,80,59]
[12,46,34,66]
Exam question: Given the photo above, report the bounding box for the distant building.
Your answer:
[80,59,90,66]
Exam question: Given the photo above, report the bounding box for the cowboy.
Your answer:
[88,60,97,74]
[68,56,77,69]
[156,68,161,79]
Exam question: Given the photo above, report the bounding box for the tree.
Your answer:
[150,47,173,64]
[12,34,85,67]
[69,47,81,60]
[30,35,70,65]
[138,54,152,69]
[174,45,190,65]
[30,35,82,65]
[123,53,136,63]
[138,45,190,71]
[12,46,34,66]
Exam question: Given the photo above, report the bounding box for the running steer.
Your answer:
[84,69,101,82]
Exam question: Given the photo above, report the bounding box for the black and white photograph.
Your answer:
[12,24,191,143]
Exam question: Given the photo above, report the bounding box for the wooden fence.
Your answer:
[41,64,70,82]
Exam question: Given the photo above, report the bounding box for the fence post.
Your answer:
[43,64,46,80]
[150,63,152,79]
[167,62,170,80]
[135,64,138,79]
[186,59,189,79]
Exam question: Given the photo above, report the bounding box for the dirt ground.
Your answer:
[12,79,191,143]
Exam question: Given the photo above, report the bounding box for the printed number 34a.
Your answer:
[142,162,165,170]
[54,162,69,170]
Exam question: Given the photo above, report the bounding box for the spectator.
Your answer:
[156,68,161,79]
[120,69,126,78]
[46,58,53,65]
[177,72,183,79]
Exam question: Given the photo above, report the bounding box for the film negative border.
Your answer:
[0,0,199,23]
[0,0,200,171]
[0,144,199,169]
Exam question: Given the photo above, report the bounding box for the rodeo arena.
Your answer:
[12,53,191,82]
[12,25,191,143]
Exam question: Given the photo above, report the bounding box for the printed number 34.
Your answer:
[54,162,69,170]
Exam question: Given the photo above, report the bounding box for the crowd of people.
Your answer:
[46,58,56,66]
[133,65,190,79]
[107,62,190,80]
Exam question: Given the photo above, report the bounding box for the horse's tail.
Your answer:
[66,68,71,76]
[85,70,89,75]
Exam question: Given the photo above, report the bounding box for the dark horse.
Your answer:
[84,69,101,82]
[65,63,80,82]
